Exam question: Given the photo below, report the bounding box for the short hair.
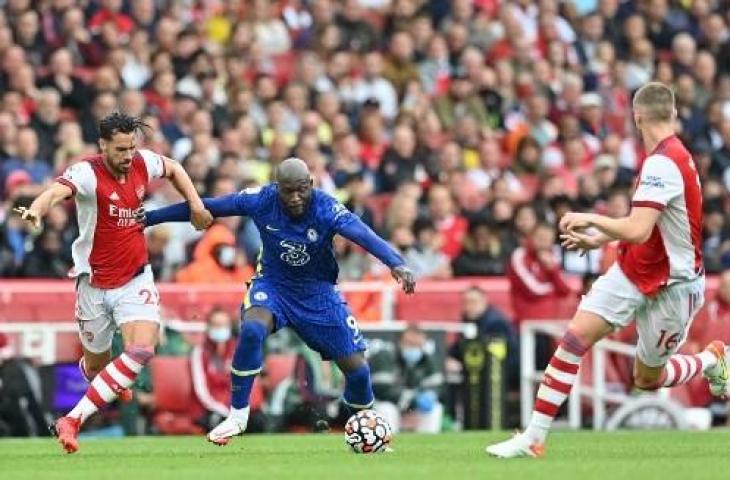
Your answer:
[633,82,676,122]
[98,112,148,140]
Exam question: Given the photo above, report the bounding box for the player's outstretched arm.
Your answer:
[141,193,251,227]
[337,215,416,294]
[13,182,73,229]
[161,157,213,230]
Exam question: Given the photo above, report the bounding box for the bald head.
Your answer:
[276,157,313,218]
[276,157,311,183]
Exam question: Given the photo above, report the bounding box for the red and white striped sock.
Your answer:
[67,347,153,423]
[525,330,590,443]
[660,351,716,387]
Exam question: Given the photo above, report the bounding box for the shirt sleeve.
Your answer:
[233,186,264,215]
[632,154,684,210]
[56,161,95,198]
[145,188,264,226]
[137,149,166,181]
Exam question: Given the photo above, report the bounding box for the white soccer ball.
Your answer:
[344,409,393,454]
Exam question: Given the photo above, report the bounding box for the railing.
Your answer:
[520,320,668,431]
[0,321,477,365]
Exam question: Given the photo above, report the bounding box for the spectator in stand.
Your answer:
[175,223,253,284]
[507,222,573,326]
[146,226,173,282]
[377,124,426,193]
[21,228,71,278]
[37,48,90,112]
[0,128,51,199]
[190,307,238,431]
[452,219,509,276]
[427,183,468,260]
[395,218,452,280]
[29,88,62,165]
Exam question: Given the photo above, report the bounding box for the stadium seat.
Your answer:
[149,356,203,435]
[264,354,297,388]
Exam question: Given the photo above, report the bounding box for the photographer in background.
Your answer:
[369,324,444,433]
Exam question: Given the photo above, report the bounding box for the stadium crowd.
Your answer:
[1,0,729,284]
[2,0,730,434]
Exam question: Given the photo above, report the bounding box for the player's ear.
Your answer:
[98,138,106,152]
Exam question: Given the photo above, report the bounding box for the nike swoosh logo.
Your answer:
[265,225,279,231]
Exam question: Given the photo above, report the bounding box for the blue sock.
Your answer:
[342,364,374,411]
[230,320,268,409]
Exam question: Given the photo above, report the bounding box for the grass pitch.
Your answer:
[1,430,729,480]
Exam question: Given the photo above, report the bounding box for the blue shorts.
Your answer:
[244,279,367,361]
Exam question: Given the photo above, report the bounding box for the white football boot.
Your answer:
[207,406,249,446]
[702,341,729,397]
[485,431,545,459]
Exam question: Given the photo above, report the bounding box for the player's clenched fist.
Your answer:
[13,206,42,229]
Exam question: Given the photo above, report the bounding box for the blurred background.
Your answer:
[1,0,730,438]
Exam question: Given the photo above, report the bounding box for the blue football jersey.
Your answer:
[233,184,358,290]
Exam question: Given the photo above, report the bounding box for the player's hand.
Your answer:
[12,206,41,229]
[133,207,147,227]
[559,212,593,233]
[190,204,213,231]
[560,230,603,257]
[391,265,416,294]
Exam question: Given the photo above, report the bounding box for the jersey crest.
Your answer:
[279,240,311,266]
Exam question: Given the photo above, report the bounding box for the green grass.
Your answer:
[1,431,729,480]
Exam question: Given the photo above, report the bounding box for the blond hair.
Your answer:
[632,82,676,122]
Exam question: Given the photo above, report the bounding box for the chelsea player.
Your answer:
[140,157,415,444]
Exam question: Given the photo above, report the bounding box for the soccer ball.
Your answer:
[344,409,393,454]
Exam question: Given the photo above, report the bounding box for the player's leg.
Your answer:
[78,346,111,380]
[61,321,158,431]
[289,302,373,412]
[632,283,727,394]
[53,269,160,453]
[207,305,274,445]
[77,346,134,403]
[487,265,639,458]
[317,304,373,411]
[335,352,375,411]
[52,276,117,453]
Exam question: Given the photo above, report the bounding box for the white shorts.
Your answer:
[75,265,160,353]
[579,264,705,367]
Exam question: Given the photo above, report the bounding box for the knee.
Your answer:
[344,362,370,382]
[633,371,662,391]
[87,364,105,377]
[125,345,155,366]
[83,361,105,379]
[239,320,268,345]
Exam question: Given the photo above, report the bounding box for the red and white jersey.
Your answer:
[56,150,166,289]
[617,135,703,296]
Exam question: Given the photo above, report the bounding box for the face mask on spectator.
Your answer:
[208,326,231,343]
[401,347,423,365]
[216,245,236,269]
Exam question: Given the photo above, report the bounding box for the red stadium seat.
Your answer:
[264,354,297,388]
[149,356,203,435]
